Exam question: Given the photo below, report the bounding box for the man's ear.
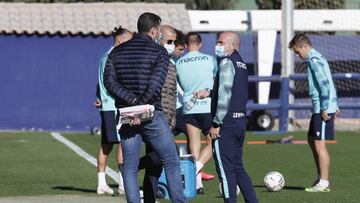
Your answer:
[148,27,154,38]
[231,42,236,50]
[149,26,158,39]
[116,38,122,45]
[113,36,121,46]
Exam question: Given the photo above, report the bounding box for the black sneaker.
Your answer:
[197,188,204,194]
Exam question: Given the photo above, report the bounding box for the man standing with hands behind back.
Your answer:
[209,32,258,203]
[103,12,186,203]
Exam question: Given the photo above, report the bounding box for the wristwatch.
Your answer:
[212,122,221,128]
[205,88,212,97]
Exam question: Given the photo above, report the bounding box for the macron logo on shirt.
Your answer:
[178,56,209,64]
[236,61,247,70]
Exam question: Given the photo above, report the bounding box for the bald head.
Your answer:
[219,32,240,50]
[216,32,240,56]
[160,25,177,46]
[160,25,176,35]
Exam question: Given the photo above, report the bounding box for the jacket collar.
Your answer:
[134,33,153,41]
[228,49,239,58]
[306,48,317,60]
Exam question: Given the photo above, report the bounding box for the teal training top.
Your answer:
[307,48,338,113]
[213,58,236,125]
[98,47,116,111]
[176,51,218,114]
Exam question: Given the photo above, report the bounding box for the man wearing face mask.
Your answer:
[139,24,179,202]
[104,12,186,203]
[209,32,258,203]
[160,24,177,130]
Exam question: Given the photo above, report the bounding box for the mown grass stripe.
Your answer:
[51,132,119,184]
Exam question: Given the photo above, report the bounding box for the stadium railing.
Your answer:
[247,73,360,132]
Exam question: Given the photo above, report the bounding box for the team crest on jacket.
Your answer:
[236,61,247,70]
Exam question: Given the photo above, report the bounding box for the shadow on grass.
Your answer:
[52,186,96,193]
[254,185,305,191]
[283,186,305,190]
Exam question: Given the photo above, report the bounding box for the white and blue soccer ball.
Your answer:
[218,183,240,196]
[264,171,285,192]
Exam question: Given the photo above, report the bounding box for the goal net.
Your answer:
[292,0,360,119]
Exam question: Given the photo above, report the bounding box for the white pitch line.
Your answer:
[51,132,119,184]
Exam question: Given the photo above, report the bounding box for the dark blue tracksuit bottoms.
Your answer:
[212,124,258,203]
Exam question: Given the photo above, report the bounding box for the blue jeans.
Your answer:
[120,110,187,203]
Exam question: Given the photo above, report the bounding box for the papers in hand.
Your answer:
[117,104,155,125]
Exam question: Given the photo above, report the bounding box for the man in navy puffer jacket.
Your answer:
[104,12,187,203]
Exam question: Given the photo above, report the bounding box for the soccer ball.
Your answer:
[264,171,285,192]
[218,183,240,196]
[90,126,101,135]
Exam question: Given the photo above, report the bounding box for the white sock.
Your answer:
[318,179,329,187]
[118,171,124,189]
[196,173,203,189]
[195,161,204,175]
[98,172,107,187]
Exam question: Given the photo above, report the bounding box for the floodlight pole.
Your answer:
[280,0,294,131]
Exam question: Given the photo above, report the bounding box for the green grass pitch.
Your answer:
[0,131,359,203]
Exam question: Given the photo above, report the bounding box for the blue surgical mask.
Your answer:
[164,44,175,54]
[154,33,162,44]
[215,45,226,57]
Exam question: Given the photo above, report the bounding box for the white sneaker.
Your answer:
[118,186,125,195]
[305,183,330,192]
[140,190,144,203]
[97,185,114,195]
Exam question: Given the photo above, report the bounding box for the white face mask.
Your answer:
[215,45,226,57]
[164,44,175,54]
[154,32,162,44]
